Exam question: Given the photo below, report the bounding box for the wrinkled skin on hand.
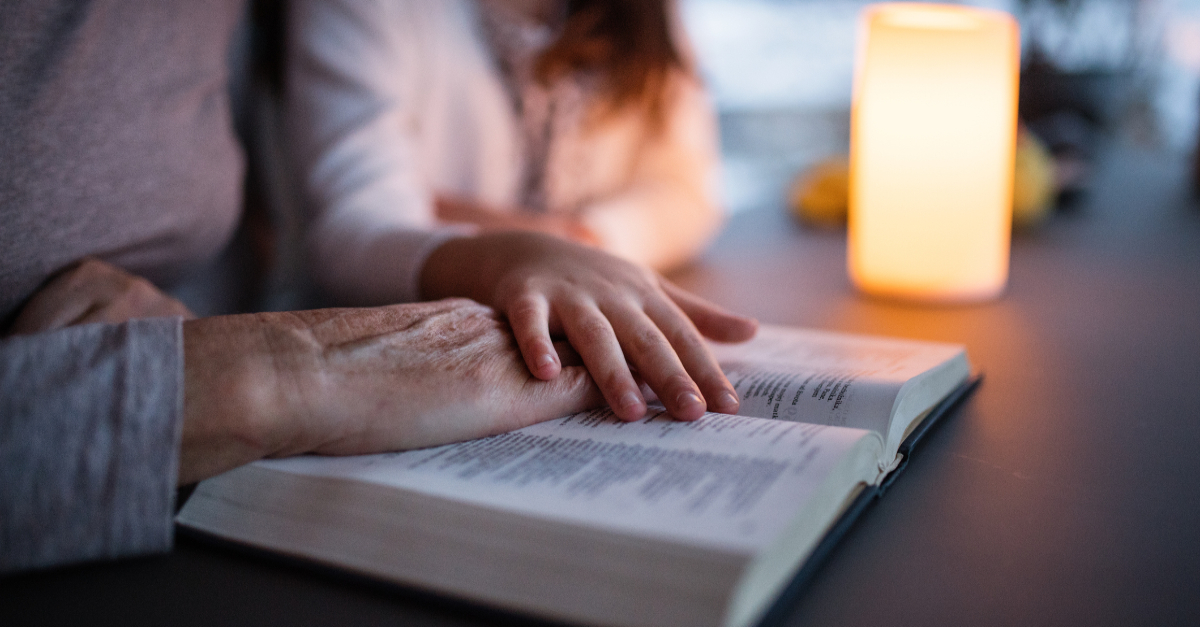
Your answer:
[8,258,193,335]
[179,299,602,484]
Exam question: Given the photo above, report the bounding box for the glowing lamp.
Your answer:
[848,3,1019,302]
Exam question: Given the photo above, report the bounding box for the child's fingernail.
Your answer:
[718,391,739,412]
[619,392,643,414]
[677,391,704,413]
[537,353,556,371]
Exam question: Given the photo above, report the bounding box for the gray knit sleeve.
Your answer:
[0,317,184,574]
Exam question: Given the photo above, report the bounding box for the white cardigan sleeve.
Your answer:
[577,74,725,273]
[289,0,724,288]
[287,0,471,305]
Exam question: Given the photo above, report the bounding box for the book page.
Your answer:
[710,325,965,438]
[259,408,882,554]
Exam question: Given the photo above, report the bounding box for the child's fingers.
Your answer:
[603,302,709,421]
[557,299,646,421]
[642,298,742,415]
[660,280,758,343]
[505,293,560,380]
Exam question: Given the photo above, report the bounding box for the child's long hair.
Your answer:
[534,0,690,130]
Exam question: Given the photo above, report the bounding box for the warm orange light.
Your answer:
[849,3,1019,302]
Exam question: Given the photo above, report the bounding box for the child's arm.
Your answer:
[288,0,463,305]
[289,0,755,421]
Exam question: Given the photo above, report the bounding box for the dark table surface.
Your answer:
[4,144,1199,626]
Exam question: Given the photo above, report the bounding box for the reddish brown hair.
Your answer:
[534,0,689,127]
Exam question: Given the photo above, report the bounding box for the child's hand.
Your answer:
[420,232,758,422]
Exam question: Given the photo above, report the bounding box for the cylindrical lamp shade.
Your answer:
[849,3,1019,302]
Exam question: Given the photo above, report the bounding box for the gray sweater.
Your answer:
[0,0,245,572]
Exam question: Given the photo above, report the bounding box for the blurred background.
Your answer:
[679,0,1200,215]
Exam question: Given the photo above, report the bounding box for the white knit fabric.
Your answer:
[287,0,724,304]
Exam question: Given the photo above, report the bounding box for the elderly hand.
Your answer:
[8,258,193,335]
[178,299,602,484]
[420,232,758,423]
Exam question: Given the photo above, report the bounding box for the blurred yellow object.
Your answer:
[790,130,1054,231]
[848,3,1017,303]
[1011,128,1055,228]
[789,158,850,227]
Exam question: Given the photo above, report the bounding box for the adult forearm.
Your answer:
[180,314,283,485]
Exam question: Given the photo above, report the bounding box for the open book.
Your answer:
[177,325,974,627]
